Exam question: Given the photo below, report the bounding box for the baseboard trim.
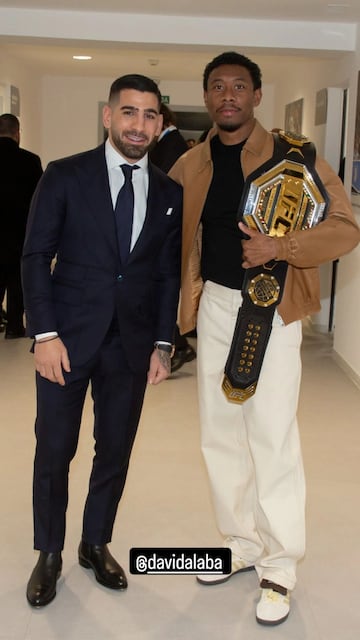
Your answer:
[332,350,360,391]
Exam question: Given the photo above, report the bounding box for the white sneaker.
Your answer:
[256,584,290,626]
[196,556,254,585]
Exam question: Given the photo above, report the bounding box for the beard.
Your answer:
[110,128,150,160]
[217,121,242,133]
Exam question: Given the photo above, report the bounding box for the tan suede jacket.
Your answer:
[169,120,360,334]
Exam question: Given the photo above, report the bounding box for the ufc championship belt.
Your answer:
[222,130,329,403]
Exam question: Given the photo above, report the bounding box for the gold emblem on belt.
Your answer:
[248,273,280,307]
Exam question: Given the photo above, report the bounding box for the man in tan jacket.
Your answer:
[169,51,360,626]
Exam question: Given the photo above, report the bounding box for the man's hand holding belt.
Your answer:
[239,221,278,268]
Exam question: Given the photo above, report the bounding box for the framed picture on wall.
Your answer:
[284,98,303,135]
[98,101,112,143]
[315,88,328,125]
[10,85,20,116]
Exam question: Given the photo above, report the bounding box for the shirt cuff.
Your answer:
[35,331,58,340]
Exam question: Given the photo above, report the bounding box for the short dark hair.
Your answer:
[203,51,262,91]
[108,74,162,110]
[0,113,20,137]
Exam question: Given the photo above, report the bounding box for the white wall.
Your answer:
[41,75,111,165]
[0,51,42,157]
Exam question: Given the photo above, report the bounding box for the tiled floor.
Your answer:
[0,325,359,639]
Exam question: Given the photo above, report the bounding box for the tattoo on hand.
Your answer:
[157,350,171,373]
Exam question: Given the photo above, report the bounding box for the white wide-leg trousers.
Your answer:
[197,280,306,590]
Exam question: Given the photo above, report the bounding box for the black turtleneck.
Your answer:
[201,135,246,290]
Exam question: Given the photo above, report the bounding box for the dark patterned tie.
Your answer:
[115,164,139,261]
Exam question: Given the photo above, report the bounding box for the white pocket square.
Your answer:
[165,208,173,216]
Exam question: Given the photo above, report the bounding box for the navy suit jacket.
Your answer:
[22,143,182,372]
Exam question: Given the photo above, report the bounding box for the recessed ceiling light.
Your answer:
[72,55,92,61]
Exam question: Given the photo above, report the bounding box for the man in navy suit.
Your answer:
[149,102,188,173]
[22,74,182,607]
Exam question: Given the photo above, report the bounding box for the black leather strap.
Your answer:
[223,261,287,402]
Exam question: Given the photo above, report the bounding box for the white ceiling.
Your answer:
[0,1,359,81]
[1,0,360,22]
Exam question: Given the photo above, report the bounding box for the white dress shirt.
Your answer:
[105,138,149,251]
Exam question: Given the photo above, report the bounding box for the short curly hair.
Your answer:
[203,51,262,91]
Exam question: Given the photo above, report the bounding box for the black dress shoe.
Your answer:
[171,343,196,373]
[78,541,128,590]
[26,552,62,607]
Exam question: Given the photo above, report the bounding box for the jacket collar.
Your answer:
[243,120,271,157]
[198,119,269,168]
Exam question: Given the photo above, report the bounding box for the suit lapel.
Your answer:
[128,164,166,260]
[74,151,172,264]
[75,145,119,260]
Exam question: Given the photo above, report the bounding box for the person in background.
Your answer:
[0,113,43,339]
[22,74,182,608]
[169,51,360,626]
[149,102,188,173]
[150,103,196,373]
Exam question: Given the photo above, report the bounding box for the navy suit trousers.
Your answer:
[32,328,147,551]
